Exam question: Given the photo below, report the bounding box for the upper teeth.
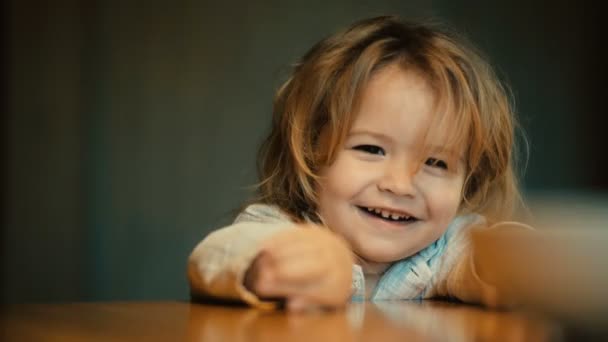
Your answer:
[366,207,411,221]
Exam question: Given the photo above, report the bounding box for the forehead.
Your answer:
[351,64,467,153]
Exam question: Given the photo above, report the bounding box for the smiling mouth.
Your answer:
[356,206,419,223]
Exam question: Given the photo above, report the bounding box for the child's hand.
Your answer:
[244,225,354,311]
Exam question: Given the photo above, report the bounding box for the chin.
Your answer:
[360,248,413,263]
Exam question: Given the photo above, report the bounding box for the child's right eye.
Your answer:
[353,145,385,156]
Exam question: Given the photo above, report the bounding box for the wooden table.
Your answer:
[1,301,564,341]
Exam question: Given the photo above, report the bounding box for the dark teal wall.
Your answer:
[438,1,602,190]
[2,1,604,303]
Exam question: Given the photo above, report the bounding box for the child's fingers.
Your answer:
[287,297,307,312]
[256,275,319,299]
[278,279,350,308]
[256,260,351,308]
[276,258,353,306]
[253,227,353,305]
[286,297,323,312]
[254,257,324,296]
[272,256,327,283]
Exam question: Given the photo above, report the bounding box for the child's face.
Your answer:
[317,64,466,264]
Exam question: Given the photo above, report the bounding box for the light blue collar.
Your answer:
[351,214,483,301]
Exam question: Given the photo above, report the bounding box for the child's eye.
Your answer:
[425,157,448,170]
[353,145,385,156]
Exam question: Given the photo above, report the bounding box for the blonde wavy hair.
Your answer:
[255,16,524,224]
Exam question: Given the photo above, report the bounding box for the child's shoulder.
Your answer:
[234,203,294,224]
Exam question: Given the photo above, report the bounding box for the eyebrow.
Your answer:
[347,130,394,142]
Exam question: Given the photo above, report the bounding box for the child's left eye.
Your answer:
[353,145,385,156]
[425,158,448,170]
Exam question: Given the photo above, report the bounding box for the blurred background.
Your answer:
[1,0,605,303]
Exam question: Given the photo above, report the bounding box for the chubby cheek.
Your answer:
[428,185,463,226]
[418,175,463,221]
[320,155,377,200]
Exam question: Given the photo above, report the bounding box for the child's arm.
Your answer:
[187,219,291,309]
[187,204,353,310]
[432,221,534,307]
[243,227,353,310]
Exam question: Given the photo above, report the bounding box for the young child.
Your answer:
[188,16,528,311]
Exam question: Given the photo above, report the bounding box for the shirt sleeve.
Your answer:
[187,204,294,309]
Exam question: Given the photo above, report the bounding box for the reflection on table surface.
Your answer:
[1,300,564,341]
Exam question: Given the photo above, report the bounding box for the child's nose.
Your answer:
[377,160,417,197]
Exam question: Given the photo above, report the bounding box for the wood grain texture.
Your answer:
[0,301,561,341]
